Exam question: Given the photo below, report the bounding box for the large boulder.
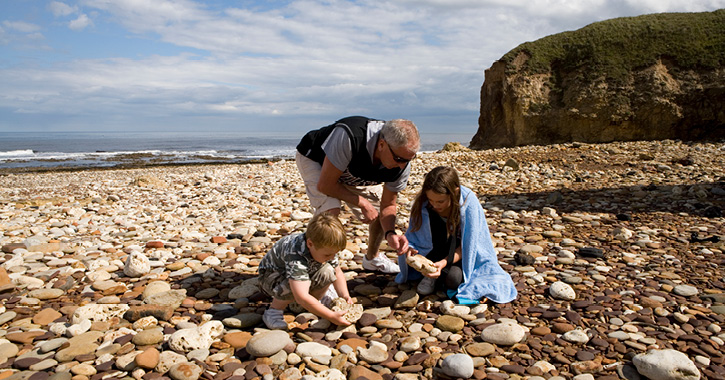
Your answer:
[471,10,725,149]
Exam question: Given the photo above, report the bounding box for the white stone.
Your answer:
[441,353,474,379]
[633,349,701,380]
[440,300,470,317]
[673,285,698,297]
[72,304,130,324]
[296,342,331,358]
[246,330,293,358]
[143,281,171,300]
[562,329,590,344]
[156,350,188,374]
[549,281,576,300]
[167,321,223,353]
[480,321,526,345]
[124,251,151,277]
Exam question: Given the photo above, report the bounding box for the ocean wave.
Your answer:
[0,149,35,158]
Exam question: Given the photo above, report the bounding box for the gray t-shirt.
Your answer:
[320,120,410,192]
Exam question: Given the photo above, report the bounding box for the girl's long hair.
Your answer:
[409,166,461,234]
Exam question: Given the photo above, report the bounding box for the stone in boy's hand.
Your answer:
[330,297,363,324]
[406,254,437,274]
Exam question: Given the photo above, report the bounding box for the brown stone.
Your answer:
[211,236,227,244]
[145,241,165,249]
[135,347,160,369]
[223,331,252,349]
[348,365,383,380]
[124,305,174,321]
[552,323,575,334]
[531,326,551,336]
[32,308,63,325]
[6,331,46,344]
[465,342,495,357]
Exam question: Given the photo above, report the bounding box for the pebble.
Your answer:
[481,320,526,345]
[0,140,722,380]
[440,353,474,378]
[633,349,701,380]
[246,330,293,357]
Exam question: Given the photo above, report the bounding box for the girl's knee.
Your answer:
[445,265,463,289]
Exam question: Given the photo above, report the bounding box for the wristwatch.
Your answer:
[385,230,396,239]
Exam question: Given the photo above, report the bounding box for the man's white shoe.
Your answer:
[262,308,288,330]
[417,277,436,296]
[362,253,400,274]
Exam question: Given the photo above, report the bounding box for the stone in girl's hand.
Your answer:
[407,254,437,274]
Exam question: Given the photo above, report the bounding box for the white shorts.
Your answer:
[295,151,382,221]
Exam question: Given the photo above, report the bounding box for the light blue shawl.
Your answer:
[395,186,517,304]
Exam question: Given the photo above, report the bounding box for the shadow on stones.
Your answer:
[479,181,724,218]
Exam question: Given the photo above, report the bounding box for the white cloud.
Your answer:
[1,0,725,132]
[69,14,92,30]
[49,1,77,17]
[2,21,42,33]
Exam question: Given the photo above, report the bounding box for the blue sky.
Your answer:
[1,0,724,134]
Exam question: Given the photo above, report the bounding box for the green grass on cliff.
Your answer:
[502,10,725,83]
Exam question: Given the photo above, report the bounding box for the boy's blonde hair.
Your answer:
[306,213,347,251]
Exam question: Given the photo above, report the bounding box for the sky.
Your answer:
[1,0,724,134]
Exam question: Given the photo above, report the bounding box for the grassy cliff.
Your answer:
[502,9,725,85]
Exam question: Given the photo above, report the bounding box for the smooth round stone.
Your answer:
[441,353,474,379]
[549,281,576,300]
[143,281,172,300]
[0,342,20,359]
[481,321,526,345]
[169,362,202,380]
[0,311,18,325]
[633,349,700,380]
[133,328,164,345]
[296,342,331,358]
[70,363,97,376]
[27,288,64,300]
[608,331,631,341]
[399,336,421,353]
[357,345,388,364]
[562,330,590,344]
[245,330,293,357]
[673,285,698,297]
[465,342,495,357]
[436,315,465,332]
[375,319,403,329]
[29,358,58,371]
[38,338,69,353]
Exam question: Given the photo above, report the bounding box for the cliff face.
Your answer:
[470,10,725,150]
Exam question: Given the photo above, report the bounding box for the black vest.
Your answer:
[296,116,406,185]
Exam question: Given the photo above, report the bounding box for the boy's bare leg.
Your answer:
[270,298,292,310]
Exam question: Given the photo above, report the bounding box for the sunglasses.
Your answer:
[384,139,415,163]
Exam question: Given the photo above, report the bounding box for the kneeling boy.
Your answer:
[259,213,353,329]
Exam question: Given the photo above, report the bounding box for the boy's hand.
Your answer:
[330,310,352,326]
[343,295,354,304]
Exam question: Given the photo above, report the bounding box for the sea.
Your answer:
[0,131,475,171]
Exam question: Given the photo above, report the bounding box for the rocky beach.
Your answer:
[0,139,724,380]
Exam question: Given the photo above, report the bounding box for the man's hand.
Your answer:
[360,200,379,224]
[387,233,409,255]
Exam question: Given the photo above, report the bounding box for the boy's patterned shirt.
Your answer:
[258,232,338,282]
